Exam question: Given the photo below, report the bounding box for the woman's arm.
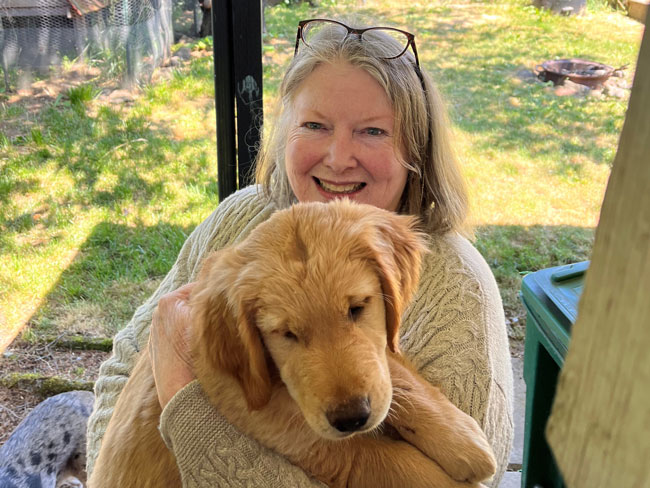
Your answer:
[399,233,514,488]
[159,382,325,487]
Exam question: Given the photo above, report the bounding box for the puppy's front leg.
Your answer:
[386,354,496,484]
[332,436,486,488]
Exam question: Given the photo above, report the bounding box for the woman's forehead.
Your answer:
[291,62,394,120]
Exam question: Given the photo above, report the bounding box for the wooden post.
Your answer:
[211,0,263,201]
[545,25,650,486]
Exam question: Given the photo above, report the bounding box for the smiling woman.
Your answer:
[256,17,470,235]
[86,15,514,488]
[284,62,408,212]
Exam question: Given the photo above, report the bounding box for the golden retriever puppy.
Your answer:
[90,200,496,488]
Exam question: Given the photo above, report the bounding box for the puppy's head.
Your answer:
[192,200,427,439]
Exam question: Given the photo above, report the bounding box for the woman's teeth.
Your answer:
[317,179,365,194]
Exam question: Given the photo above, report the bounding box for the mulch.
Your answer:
[0,341,109,445]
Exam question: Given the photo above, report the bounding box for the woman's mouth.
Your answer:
[314,177,366,195]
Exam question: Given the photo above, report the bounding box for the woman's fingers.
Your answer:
[149,283,197,408]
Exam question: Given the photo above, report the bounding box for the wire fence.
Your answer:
[0,0,207,91]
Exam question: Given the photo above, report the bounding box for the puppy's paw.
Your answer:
[435,434,496,483]
[394,421,496,483]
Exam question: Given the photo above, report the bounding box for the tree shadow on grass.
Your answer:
[0,104,219,238]
[25,220,193,340]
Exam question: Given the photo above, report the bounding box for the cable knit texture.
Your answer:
[86,185,514,487]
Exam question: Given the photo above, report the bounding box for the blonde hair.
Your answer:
[255,20,469,235]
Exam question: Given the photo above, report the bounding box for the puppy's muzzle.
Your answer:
[326,396,371,433]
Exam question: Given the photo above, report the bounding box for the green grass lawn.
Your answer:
[0,0,644,349]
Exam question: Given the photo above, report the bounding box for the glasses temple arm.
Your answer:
[410,40,421,68]
[294,27,302,55]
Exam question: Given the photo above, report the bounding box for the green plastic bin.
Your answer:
[520,261,588,488]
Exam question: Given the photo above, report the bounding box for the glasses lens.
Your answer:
[301,20,349,48]
[361,28,410,59]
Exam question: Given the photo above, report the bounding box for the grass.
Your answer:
[0,42,219,342]
[0,0,644,348]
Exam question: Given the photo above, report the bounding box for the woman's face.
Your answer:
[284,62,408,212]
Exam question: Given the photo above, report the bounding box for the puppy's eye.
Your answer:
[348,306,364,321]
[284,330,298,341]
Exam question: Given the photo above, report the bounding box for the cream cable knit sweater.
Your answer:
[86,185,514,487]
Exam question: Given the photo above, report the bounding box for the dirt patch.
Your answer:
[1,64,100,137]
[0,388,44,445]
[0,341,109,445]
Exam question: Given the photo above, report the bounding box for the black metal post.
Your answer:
[211,0,263,201]
[232,0,263,188]
[212,0,237,201]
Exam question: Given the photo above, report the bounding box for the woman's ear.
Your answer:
[191,250,272,411]
[366,213,427,353]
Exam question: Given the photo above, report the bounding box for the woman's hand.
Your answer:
[149,283,197,409]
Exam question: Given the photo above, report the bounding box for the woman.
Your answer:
[87,18,514,487]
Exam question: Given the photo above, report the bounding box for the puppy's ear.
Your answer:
[366,213,427,353]
[191,250,272,410]
[234,299,273,409]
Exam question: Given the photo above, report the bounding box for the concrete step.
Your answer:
[499,355,525,487]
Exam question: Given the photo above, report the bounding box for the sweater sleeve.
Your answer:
[399,233,514,487]
[85,186,278,476]
[159,381,325,488]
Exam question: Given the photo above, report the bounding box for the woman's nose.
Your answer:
[323,131,357,173]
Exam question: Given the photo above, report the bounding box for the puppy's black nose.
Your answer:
[327,397,371,433]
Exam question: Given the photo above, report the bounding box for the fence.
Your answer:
[0,0,206,90]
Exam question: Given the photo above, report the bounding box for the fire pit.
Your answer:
[535,58,615,88]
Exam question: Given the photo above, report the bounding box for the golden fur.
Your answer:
[90,200,496,488]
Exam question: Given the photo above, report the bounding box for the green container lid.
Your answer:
[521,261,588,359]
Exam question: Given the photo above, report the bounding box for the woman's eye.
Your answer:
[365,127,385,136]
[284,330,298,341]
[304,122,323,130]
[348,306,364,321]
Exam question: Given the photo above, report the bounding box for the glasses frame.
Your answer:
[294,18,420,68]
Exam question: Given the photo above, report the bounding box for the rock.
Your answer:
[163,56,182,67]
[108,89,136,104]
[589,89,604,99]
[618,80,633,90]
[175,47,192,60]
[604,85,627,98]
[554,80,590,97]
[514,68,538,84]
